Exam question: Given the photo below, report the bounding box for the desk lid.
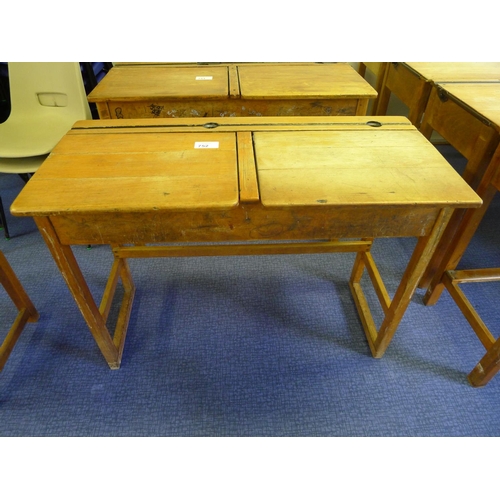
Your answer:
[405,62,500,82]
[11,117,481,217]
[253,127,481,207]
[12,131,239,215]
[87,66,230,101]
[237,63,378,99]
[436,82,500,130]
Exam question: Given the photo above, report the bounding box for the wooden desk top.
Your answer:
[11,116,480,218]
[88,63,377,102]
[238,64,376,99]
[405,62,500,82]
[88,66,230,101]
[435,82,500,130]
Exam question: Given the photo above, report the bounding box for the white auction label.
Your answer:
[196,76,213,80]
[194,142,219,149]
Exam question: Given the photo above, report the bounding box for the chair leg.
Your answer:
[0,196,10,239]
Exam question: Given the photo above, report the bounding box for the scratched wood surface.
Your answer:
[88,63,377,119]
[97,97,363,119]
[12,117,480,232]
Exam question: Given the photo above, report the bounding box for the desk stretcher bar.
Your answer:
[11,116,481,369]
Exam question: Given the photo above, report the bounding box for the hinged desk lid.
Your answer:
[436,82,500,130]
[237,63,378,99]
[405,62,500,82]
[12,131,239,215]
[87,66,230,101]
[253,128,480,207]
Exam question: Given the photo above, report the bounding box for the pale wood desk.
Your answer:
[413,83,500,386]
[375,62,500,126]
[425,142,500,386]
[11,116,480,370]
[88,63,377,119]
[419,82,500,293]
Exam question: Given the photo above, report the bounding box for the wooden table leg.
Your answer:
[350,208,453,357]
[468,336,500,387]
[0,250,39,371]
[34,217,135,369]
[422,143,500,306]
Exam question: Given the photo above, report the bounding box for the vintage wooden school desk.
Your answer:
[418,82,500,293]
[375,63,500,126]
[10,116,480,369]
[423,142,500,387]
[87,63,377,120]
[409,83,500,386]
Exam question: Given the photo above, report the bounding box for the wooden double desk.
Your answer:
[414,82,500,386]
[374,62,500,126]
[10,116,480,369]
[88,63,377,120]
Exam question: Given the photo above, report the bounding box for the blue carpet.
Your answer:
[1,145,500,437]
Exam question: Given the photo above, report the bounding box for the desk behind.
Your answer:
[88,63,377,119]
[375,62,500,126]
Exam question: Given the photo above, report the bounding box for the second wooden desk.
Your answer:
[88,63,377,119]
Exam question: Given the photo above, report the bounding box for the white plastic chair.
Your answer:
[0,62,92,237]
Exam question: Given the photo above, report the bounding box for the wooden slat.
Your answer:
[362,251,391,314]
[349,282,379,354]
[112,240,374,259]
[69,115,415,131]
[236,132,259,203]
[449,268,500,284]
[443,272,496,350]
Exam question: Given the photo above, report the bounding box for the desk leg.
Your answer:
[35,217,135,369]
[356,99,369,116]
[0,251,39,371]
[350,208,453,357]
[468,336,500,387]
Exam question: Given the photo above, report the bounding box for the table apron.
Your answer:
[96,98,365,119]
[47,205,443,246]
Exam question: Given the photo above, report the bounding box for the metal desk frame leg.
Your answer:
[35,216,135,369]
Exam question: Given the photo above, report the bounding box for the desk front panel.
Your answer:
[96,97,364,119]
